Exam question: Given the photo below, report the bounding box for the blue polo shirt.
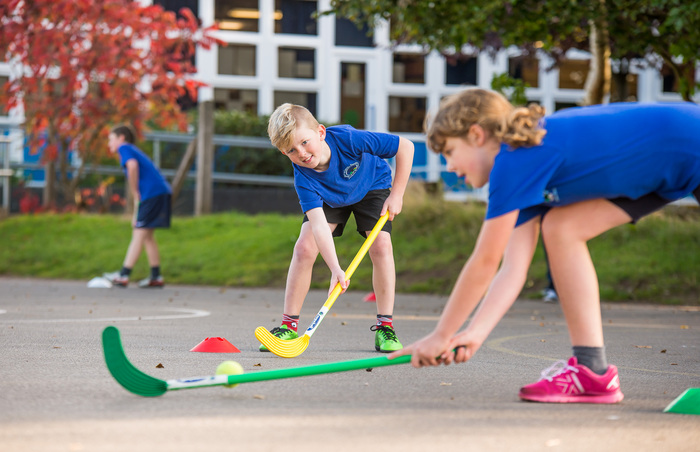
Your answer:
[293,125,399,213]
[118,143,171,201]
[485,102,700,226]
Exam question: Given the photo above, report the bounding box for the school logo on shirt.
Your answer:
[343,162,360,179]
[543,188,560,203]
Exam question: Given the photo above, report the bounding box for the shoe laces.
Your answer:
[270,326,294,338]
[370,325,398,341]
[539,360,579,382]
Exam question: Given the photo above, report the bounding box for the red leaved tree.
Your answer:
[0,0,222,208]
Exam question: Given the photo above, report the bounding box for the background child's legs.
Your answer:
[367,231,395,317]
[541,199,631,348]
[123,228,155,268]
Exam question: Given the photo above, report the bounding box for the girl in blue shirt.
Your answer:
[391,88,700,404]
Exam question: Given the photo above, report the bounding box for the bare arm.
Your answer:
[382,137,414,220]
[446,217,540,363]
[390,210,519,367]
[306,207,348,294]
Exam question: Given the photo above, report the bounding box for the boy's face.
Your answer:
[281,124,330,171]
[442,126,498,188]
[107,132,124,154]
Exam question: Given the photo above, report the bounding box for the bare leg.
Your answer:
[541,199,631,347]
[123,228,150,269]
[142,229,160,267]
[283,222,337,315]
[367,231,395,317]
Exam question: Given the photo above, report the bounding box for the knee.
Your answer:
[541,210,578,247]
[293,235,318,262]
[369,233,393,261]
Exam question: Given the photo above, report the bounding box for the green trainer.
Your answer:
[259,325,299,352]
[370,325,403,353]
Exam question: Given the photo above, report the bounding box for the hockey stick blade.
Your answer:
[102,326,168,397]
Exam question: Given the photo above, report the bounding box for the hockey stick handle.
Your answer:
[166,354,411,391]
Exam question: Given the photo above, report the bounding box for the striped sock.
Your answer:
[376,315,393,328]
[282,314,300,332]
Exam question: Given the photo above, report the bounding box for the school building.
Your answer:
[1,0,698,202]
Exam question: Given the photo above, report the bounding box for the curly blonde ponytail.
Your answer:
[425,89,546,153]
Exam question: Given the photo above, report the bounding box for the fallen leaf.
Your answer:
[440,382,452,386]
[680,325,689,329]
[660,349,667,353]
[253,394,265,399]
[341,321,347,325]
[365,368,373,372]
[671,363,678,365]
[155,363,164,368]
[254,363,262,367]
[634,345,652,348]
[540,339,546,342]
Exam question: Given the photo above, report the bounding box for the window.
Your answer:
[335,17,373,47]
[555,101,578,111]
[214,88,258,113]
[661,64,694,94]
[393,53,425,84]
[509,55,539,88]
[216,0,259,32]
[218,44,256,76]
[275,0,317,35]
[558,59,589,90]
[278,47,315,79]
[274,91,317,116]
[340,63,365,129]
[388,96,426,133]
[445,55,477,86]
[611,72,638,102]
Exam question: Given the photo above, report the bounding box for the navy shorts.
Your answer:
[609,184,700,223]
[135,194,171,229]
[302,189,392,238]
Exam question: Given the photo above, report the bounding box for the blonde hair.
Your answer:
[268,103,320,151]
[425,88,546,154]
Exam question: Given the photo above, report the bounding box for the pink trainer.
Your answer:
[519,357,624,404]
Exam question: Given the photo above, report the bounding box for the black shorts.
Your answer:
[609,185,700,223]
[135,193,171,229]
[302,189,392,238]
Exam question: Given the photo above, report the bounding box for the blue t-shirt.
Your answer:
[293,125,400,212]
[486,102,700,226]
[118,143,172,201]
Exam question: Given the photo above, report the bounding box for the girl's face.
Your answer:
[282,124,330,171]
[107,132,124,154]
[442,125,499,188]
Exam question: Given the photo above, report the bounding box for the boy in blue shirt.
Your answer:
[104,124,172,288]
[391,88,700,403]
[264,103,414,352]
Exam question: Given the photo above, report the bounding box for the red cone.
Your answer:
[190,337,241,353]
[363,292,376,302]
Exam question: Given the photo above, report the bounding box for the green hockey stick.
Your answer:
[102,326,411,397]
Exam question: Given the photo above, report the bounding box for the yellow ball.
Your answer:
[216,360,244,388]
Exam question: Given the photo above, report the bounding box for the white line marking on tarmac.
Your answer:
[0,308,210,323]
[486,332,700,377]
[0,309,6,315]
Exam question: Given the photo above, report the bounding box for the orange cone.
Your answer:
[190,337,241,353]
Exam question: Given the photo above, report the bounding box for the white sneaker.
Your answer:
[542,288,558,303]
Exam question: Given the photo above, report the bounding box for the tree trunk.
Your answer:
[581,14,611,106]
[43,159,55,208]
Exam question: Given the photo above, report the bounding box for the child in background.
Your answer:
[391,89,700,403]
[104,124,172,288]
[263,103,414,353]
